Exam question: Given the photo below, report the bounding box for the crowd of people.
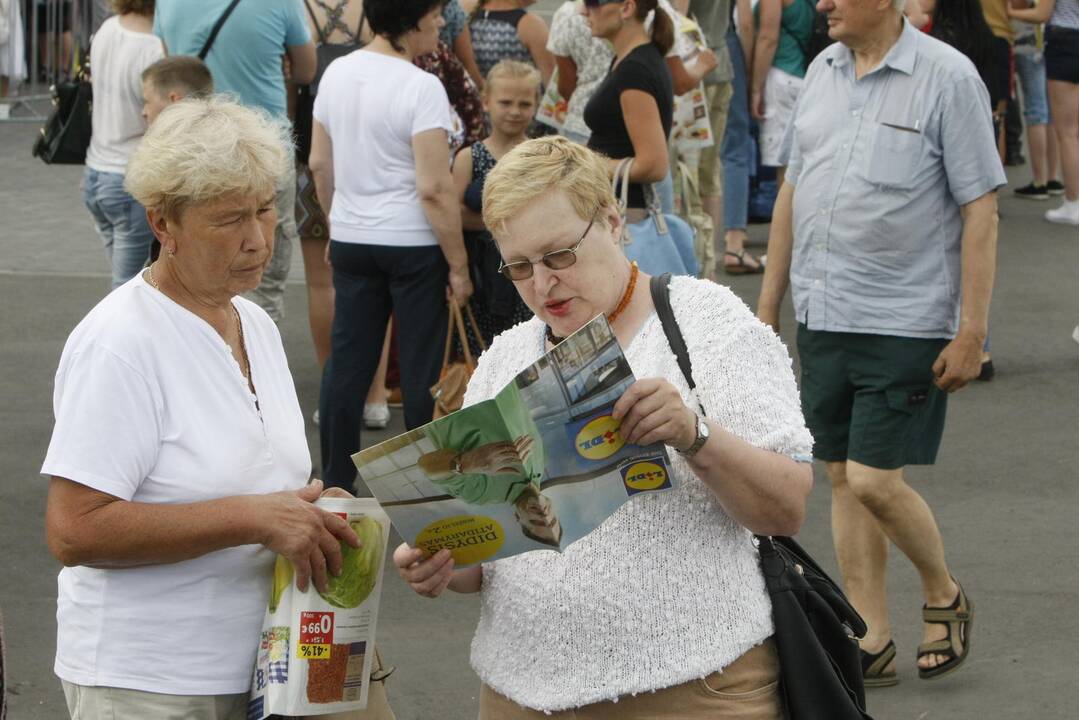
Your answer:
[32,0,1079,718]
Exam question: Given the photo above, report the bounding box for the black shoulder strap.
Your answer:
[650,275,770,547]
[304,0,328,45]
[198,0,244,61]
[355,6,366,44]
[649,274,705,415]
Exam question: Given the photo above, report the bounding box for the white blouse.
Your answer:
[461,275,813,712]
[42,273,311,695]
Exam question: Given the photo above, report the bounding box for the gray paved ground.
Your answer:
[3,106,1079,720]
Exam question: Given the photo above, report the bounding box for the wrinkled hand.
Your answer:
[256,479,360,594]
[932,333,983,392]
[612,378,697,450]
[393,544,455,598]
[447,267,474,307]
[751,89,766,122]
[459,435,534,475]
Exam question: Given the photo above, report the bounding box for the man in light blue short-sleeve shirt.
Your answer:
[155,0,315,323]
[757,0,1005,688]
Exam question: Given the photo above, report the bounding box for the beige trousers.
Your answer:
[61,649,396,720]
[478,637,782,720]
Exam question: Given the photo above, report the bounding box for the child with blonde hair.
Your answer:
[452,60,543,353]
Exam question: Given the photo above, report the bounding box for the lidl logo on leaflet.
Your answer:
[575,414,626,460]
[621,458,672,495]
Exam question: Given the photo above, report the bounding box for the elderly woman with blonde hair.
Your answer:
[392,136,816,719]
[41,97,367,720]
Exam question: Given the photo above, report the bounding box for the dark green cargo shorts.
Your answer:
[796,324,949,470]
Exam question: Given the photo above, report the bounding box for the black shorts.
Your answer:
[1045,26,1079,84]
[796,325,949,470]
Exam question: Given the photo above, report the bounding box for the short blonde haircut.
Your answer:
[125,96,292,221]
[483,136,615,237]
[484,59,542,98]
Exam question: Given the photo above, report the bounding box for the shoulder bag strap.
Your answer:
[354,6,366,44]
[649,272,769,548]
[649,273,702,411]
[198,0,244,60]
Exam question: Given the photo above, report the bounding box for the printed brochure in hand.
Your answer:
[351,314,676,566]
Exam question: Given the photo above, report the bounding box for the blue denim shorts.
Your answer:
[1015,51,1050,125]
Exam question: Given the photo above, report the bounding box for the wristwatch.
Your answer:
[451,454,463,475]
[677,414,710,458]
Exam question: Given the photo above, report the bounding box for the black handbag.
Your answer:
[32,0,242,165]
[32,72,93,165]
[648,273,872,719]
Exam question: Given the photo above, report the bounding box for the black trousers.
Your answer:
[319,242,448,490]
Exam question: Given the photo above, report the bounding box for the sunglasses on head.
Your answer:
[583,0,624,8]
[498,215,597,281]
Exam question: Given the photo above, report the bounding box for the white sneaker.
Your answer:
[364,403,390,429]
[1045,200,1079,226]
[1072,325,1079,346]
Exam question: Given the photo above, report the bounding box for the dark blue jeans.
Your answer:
[319,242,449,491]
[721,28,752,232]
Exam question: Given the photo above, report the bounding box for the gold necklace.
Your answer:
[146,264,253,386]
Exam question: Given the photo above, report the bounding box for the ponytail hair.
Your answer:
[636,0,674,56]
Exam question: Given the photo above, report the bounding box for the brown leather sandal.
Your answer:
[917,579,973,680]
[723,250,764,275]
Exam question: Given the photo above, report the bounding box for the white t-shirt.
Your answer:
[312,50,454,247]
[41,274,311,696]
[85,16,164,174]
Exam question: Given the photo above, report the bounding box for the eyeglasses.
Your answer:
[582,0,624,8]
[498,215,597,281]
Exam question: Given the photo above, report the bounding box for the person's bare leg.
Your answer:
[1,76,9,98]
[827,461,893,668]
[1048,122,1057,183]
[1049,80,1079,202]
[366,324,391,406]
[62,31,73,76]
[1028,123,1048,186]
[300,238,334,368]
[844,460,960,670]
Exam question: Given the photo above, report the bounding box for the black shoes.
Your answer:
[1014,182,1049,200]
[1015,181,1067,200]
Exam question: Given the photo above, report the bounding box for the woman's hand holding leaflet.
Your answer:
[256,479,360,594]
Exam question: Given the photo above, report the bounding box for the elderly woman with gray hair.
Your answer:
[41,97,365,720]
[394,136,815,720]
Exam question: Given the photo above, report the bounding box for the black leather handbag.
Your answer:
[649,273,872,719]
[32,73,93,165]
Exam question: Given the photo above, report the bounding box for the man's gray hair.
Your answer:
[125,95,292,220]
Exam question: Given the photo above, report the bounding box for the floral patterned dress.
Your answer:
[461,142,533,356]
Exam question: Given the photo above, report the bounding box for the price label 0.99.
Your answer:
[297,611,334,660]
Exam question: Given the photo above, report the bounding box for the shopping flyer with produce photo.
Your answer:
[351,314,676,567]
[248,498,390,718]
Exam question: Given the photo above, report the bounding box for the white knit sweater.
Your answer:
[461,276,814,712]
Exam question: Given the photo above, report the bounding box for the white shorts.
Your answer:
[760,66,803,167]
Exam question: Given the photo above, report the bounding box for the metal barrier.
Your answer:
[1,0,96,123]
